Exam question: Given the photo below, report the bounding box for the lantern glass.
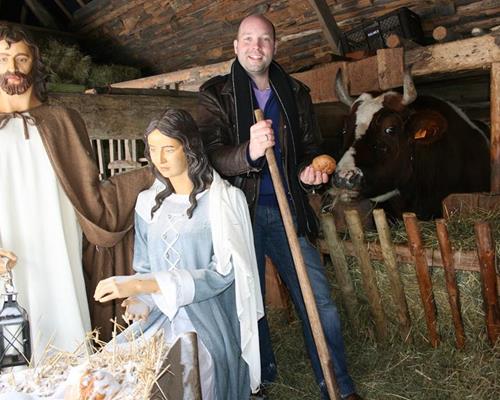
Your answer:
[0,292,31,368]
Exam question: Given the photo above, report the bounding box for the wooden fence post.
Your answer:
[320,213,359,328]
[373,209,412,342]
[474,221,500,345]
[345,209,388,342]
[435,219,466,349]
[403,213,439,347]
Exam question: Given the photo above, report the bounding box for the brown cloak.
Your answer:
[1,103,154,340]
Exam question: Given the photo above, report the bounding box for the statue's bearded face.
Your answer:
[0,39,34,96]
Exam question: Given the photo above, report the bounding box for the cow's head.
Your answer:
[331,70,446,203]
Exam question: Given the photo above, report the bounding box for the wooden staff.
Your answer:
[474,221,500,345]
[435,219,465,349]
[373,209,412,343]
[254,109,339,399]
[403,212,439,348]
[320,213,359,327]
[345,209,388,342]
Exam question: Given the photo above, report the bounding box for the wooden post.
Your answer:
[344,209,388,342]
[320,213,359,327]
[474,222,500,345]
[435,219,465,349]
[491,63,500,192]
[373,209,412,342]
[254,110,340,400]
[403,213,439,348]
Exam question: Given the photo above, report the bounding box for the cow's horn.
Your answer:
[401,68,417,105]
[335,69,354,107]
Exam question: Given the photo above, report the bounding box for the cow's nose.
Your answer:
[332,168,363,190]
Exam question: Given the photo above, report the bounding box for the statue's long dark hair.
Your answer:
[0,25,47,102]
[144,109,213,219]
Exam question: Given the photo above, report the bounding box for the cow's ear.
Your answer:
[406,109,448,145]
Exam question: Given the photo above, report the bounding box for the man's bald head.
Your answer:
[237,14,276,41]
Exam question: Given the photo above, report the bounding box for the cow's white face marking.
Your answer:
[336,92,396,174]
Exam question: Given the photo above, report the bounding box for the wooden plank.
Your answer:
[24,0,60,30]
[377,47,405,91]
[47,91,197,140]
[491,62,500,192]
[306,0,343,55]
[111,60,233,91]
[293,33,500,103]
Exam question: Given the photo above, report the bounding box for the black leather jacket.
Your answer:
[197,72,323,241]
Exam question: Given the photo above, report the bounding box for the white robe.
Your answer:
[0,117,91,362]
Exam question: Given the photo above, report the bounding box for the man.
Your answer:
[198,14,362,400]
[0,25,152,360]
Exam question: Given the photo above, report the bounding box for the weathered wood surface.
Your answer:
[345,209,388,342]
[435,219,466,349]
[320,213,359,328]
[491,63,500,192]
[474,222,500,345]
[403,213,440,348]
[47,91,197,140]
[373,209,412,343]
[71,1,500,75]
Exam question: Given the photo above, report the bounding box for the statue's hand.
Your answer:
[122,297,150,322]
[0,248,17,274]
[94,275,141,302]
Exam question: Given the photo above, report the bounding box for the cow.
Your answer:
[330,70,491,220]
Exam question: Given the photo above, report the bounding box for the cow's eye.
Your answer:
[385,126,396,135]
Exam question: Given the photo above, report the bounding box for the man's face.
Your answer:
[234,16,276,77]
[0,39,34,96]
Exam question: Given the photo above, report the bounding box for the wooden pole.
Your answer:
[373,209,412,342]
[435,219,466,349]
[491,63,500,192]
[344,209,388,342]
[403,213,439,347]
[254,109,340,399]
[320,213,359,327]
[474,222,500,345]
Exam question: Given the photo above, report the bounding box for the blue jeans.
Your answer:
[253,205,356,399]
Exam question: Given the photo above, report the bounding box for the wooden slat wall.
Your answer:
[71,0,500,75]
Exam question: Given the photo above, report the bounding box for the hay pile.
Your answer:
[40,40,141,88]
[266,209,499,399]
[0,328,169,399]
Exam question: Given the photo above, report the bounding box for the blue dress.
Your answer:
[119,189,250,400]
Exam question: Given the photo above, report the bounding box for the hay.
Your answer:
[0,327,169,399]
[266,209,500,399]
[40,40,141,88]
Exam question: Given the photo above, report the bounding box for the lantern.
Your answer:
[0,268,31,368]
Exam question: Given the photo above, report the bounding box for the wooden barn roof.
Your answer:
[2,0,499,75]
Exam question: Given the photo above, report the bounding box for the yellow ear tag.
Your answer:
[414,128,427,139]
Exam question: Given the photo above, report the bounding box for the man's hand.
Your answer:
[122,297,150,322]
[94,276,141,303]
[0,249,17,274]
[248,119,275,161]
[300,165,329,186]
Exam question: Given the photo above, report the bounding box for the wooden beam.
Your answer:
[491,62,500,192]
[75,0,86,7]
[296,33,500,103]
[0,20,81,40]
[307,0,343,55]
[47,91,198,140]
[112,59,233,91]
[53,0,73,21]
[24,0,59,30]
